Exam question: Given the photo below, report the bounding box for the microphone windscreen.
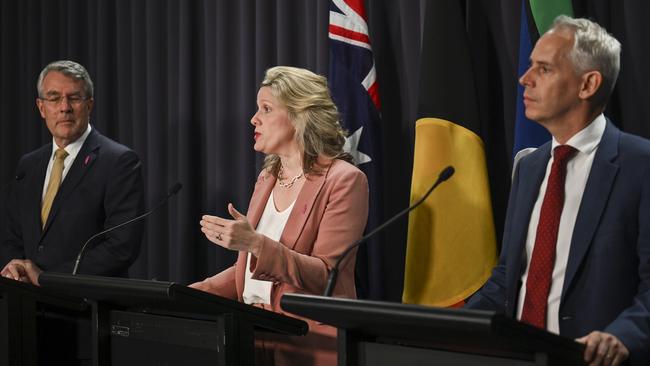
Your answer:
[438,166,455,182]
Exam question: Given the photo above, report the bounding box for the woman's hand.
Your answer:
[200,203,263,256]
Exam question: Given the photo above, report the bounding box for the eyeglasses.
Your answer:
[40,94,88,106]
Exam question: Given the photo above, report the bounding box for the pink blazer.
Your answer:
[192,158,368,363]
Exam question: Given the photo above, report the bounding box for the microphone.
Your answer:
[72,182,183,275]
[323,166,454,297]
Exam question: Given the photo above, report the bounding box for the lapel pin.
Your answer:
[84,155,91,166]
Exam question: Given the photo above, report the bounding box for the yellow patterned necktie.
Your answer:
[41,148,68,229]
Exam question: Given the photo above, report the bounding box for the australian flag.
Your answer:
[328,0,384,300]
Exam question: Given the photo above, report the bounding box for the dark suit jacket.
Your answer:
[467,120,650,365]
[1,128,144,277]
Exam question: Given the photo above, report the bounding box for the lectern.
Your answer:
[39,272,307,366]
[0,276,89,366]
[281,294,586,366]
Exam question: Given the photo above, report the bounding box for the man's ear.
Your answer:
[578,71,603,100]
[85,98,94,114]
[36,98,46,119]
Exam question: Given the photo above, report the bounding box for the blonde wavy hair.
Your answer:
[260,66,352,177]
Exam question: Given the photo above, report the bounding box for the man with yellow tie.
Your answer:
[0,60,144,285]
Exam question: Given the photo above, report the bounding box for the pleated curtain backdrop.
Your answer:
[0,0,423,300]
[0,0,333,284]
[2,0,648,301]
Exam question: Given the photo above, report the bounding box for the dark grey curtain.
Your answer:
[0,0,420,301]
[0,0,330,282]
[1,0,648,302]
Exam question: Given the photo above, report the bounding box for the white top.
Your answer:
[242,191,295,305]
[42,124,92,201]
[516,114,606,333]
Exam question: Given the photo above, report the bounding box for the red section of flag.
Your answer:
[328,24,370,45]
[367,82,380,110]
[344,0,367,21]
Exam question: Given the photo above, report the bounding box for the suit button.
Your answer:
[37,245,44,252]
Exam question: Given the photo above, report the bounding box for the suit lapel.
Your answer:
[27,147,51,234]
[561,121,619,299]
[247,172,276,229]
[279,162,330,250]
[506,143,551,297]
[246,162,329,251]
[41,130,100,235]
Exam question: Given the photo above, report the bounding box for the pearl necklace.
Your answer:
[278,166,304,189]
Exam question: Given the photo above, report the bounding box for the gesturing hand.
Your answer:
[576,331,629,366]
[200,203,264,256]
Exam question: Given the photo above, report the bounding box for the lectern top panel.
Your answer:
[281,293,585,363]
[0,275,88,311]
[39,272,308,336]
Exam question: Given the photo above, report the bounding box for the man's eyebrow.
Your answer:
[529,59,553,67]
[43,90,83,96]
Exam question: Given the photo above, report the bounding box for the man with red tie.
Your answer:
[467,16,650,366]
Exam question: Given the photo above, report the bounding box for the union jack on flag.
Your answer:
[328,0,384,299]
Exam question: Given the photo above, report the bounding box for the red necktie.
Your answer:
[521,145,576,329]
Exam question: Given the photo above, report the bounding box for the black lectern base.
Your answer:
[109,310,225,366]
[281,294,585,366]
[357,341,550,366]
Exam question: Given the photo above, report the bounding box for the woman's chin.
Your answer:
[253,144,267,154]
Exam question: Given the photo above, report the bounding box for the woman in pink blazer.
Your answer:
[190,66,369,365]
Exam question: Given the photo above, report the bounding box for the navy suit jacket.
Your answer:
[1,128,144,276]
[467,120,650,364]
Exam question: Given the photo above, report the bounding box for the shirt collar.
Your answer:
[551,114,606,157]
[50,123,92,159]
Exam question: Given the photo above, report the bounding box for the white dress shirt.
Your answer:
[242,191,295,305]
[516,114,606,334]
[42,124,92,201]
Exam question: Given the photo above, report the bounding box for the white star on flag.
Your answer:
[344,126,372,165]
